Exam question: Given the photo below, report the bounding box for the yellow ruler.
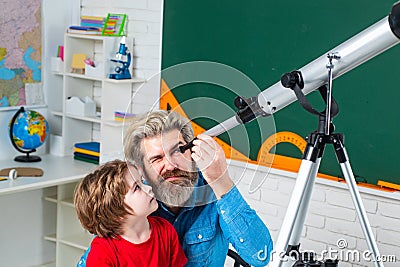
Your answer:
[377,180,400,191]
[256,131,306,172]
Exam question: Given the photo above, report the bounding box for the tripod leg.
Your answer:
[270,158,321,267]
[333,136,383,267]
[289,158,321,246]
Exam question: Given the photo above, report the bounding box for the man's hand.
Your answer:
[191,134,234,199]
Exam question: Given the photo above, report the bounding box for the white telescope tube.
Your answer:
[205,2,400,137]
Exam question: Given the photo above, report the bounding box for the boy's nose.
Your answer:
[142,183,154,196]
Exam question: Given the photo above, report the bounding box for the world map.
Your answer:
[0,0,41,107]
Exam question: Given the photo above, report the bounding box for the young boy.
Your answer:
[74,159,187,267]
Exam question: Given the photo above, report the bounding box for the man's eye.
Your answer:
[150,157,162,164]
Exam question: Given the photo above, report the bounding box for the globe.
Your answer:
[9,107,49,162]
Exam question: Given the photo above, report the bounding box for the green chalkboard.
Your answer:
[161,0,400,186]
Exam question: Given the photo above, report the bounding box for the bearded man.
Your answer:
[122,110,273,266]
[76,110,273,267]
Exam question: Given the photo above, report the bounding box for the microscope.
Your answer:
[109,36,132,80]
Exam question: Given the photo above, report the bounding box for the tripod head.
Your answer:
[281,53,341,136]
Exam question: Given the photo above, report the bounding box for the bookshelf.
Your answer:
[52,33,146,163]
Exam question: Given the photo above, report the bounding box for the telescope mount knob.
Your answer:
[281,72,297,88]
[281,70,304,89]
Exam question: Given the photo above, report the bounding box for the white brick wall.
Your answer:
[228,160,400,267]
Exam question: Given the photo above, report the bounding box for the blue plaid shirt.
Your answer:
[77,172,273,267]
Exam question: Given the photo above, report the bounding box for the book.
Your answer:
[80,15,105,28]
[71,54,86,74]
[74,141,100,152]
[67,25,102,35]
[114,111,136,121]
[74,155,99,164]
[74,148,100,157]
[74,142,100,157]
[81,15,105,21]
[73,152,99,161]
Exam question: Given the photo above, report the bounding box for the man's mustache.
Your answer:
[161,169,193,179]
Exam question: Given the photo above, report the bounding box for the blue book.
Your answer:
[74,142,100,152]
[69,25,100,31]
[73,152,99,161]
[81,22,104,28]
[74,155,99,165]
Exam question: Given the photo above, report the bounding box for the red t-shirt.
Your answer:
[87,216,187,267]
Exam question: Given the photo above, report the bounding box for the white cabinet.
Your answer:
[44,181,93,267]
[0,155,98,267]
[52,33,145,163]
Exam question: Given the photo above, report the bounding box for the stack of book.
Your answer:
[74,141,100,164]
[80,15,105,30]
[67,16,105,35]
[114,111,136,122]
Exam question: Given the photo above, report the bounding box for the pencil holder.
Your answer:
[85,61,104,78]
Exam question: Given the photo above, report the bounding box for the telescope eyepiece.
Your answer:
[234,96,248,109]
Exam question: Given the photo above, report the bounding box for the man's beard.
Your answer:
[144,162,198,207]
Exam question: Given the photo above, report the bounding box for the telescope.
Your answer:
[194,1,400,138]
[178,2,400,267]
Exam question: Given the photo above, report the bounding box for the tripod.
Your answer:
[270,54,383,267]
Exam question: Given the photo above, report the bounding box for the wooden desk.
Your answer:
[0,155,96,267]
[0,155,96,195]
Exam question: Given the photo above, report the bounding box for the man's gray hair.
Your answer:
[123,110,194,167]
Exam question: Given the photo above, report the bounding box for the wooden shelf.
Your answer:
[105,77,146,83]
[57,33,145,164]
[59,232,94,250]
[60,197,74,208]
[64,113,101,124]
[44,233,57,243]
[64,72,145,83]
[44,195,58,204]
[51,111,63,117]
